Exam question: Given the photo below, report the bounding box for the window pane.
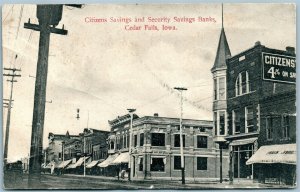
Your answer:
[219,77,225,100]
[214,79,217,100]
[219,111,225,135]
[197,136,208,148]
[235,111,241,133]
[174,156,182,170]
[139,158,143,171]
[197,157,207,170]
[214,112,218,136]
[266,117,273,140]
[151,133,165,146]
[150,158,165,172]
[174,135,185,147]
[140,133,144,146]
[134,135,138,147]
[236,76,240,96]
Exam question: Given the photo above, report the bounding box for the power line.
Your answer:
[15,5,24,40]
[2,5,14,22]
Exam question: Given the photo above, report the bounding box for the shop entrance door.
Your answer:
[233,144,253,179]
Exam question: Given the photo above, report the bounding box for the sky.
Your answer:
[2,3,296,162]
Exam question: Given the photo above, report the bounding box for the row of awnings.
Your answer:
[43,152,130,169]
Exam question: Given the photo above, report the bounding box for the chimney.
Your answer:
[154,113,159,117]
[286,46,295,54]
[255,41,261,46]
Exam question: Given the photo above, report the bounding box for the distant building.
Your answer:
[47,131,79,165]
[80,128,110,161]
[64,138,82,160]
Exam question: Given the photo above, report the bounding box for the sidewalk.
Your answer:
[60,173,295,189]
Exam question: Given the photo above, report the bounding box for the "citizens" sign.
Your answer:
[262,52,296,84]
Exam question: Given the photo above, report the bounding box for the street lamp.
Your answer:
[174,87,187,185]
[127,108,136,181]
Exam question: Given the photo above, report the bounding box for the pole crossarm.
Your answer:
[3,68,21,71]
[3,74,21,77]
[24,22,68,35]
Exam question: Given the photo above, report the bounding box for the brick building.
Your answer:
[224,42,296,183]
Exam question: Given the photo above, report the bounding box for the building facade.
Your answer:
[107,114,229,181]
[225,42,296,182]
[47,131,79,164]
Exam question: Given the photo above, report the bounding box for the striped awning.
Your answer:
[246,144,296,165]
[111,152,129,165]
[57,159,72,168]
[86,160,99,168]
[98,154,119,167]
[229,137,257,146]
[67,156,90,169]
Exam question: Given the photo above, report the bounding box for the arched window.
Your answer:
[235,71,250,96]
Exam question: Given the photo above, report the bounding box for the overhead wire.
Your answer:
[2,5,14,23]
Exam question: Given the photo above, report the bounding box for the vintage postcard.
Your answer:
[2,3,296,189]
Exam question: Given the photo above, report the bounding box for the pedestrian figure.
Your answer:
[121,169,126,179]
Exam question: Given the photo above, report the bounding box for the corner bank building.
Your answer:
[211,20,296,184]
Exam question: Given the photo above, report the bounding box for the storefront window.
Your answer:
[139,157,143,171]
[150,157,165,172]
[174,156,185,170]
[197,157,207,170]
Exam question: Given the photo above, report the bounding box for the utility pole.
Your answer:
[3,67,21,164]
[174,87,187,185]
[127,108,136,181]
[24,4,81,187]
[83,135,86,177]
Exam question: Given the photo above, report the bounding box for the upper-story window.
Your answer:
[245,106,255,133]
[151,133,165,146]
[134,135,138,147]
[140,133,144,147]
[174,134,185,147]
[219,77,226,100]
[214,79,217,100]
[214,77,226,100]
[232,110,241,134]
[235,71,250,96]
[266,117,273,140]
[197,136,208,148]
[282,115,290,139]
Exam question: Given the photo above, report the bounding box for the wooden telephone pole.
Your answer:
[3,67,21,164]
[174,87,187,185]
[24,4,81,187]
